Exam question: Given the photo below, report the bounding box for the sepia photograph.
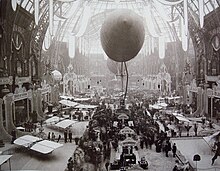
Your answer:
[0,0,220,170]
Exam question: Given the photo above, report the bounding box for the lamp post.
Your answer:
[193,154,201,171]
[207,88,213,121]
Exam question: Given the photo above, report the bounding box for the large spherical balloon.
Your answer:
[100,9,145,62]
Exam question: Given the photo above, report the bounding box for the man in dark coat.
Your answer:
[11,129,16,144]
[64,130,68,143]
[69,130,72,143]
[172,143,177,157]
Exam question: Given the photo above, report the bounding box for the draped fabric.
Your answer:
[184,0,188,36]
[144,40,149,55]
[11,0,17,11]
[151,37,155,53]
[34,0,39,25]
[82,38,85,55]
[49,0,53,35]
[148,37,151,55]
[159,36,165,59]
[42,30,51,51]
[181,17,188,51]
[143,6,159,38]
[154,0,179,23]
[61,0,82,19]
[69,34,76,58]
[78,37,81,53]
[76,5,91,37]
[199,0,204,28]
[155,0,183,6]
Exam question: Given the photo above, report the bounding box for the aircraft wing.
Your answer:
[14,135,42,147]
[30,140,63,154]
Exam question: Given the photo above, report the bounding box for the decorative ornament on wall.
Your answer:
[12,32,23,51]
[212,35,220,51]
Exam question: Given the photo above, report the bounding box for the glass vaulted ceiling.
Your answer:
[16,0,220,54]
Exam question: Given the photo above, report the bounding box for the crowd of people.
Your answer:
[63,95,191,171]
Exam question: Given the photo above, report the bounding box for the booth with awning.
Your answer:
[73,97,91,102]
[45,116,65,125]
[59,99,97,109]
[74,104,97,109]
[55,119,77,129]
[149,104,163,110]
[59,99,79,107]
[119,126,135,135]
[172,113,191,123]
[60,95,74,100]
[121,137,137,146]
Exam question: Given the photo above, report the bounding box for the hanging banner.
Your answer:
[143,6,159,38]
[159,36,165,59]
[148,37,151,55]
[69,34,76,58]
[34,0,39,25]
[76,5,91,37]
[199,0,204,28]
[78,37,82,53]
[152,37,155,53]
[49,0,53,35]
[184,0,188,36]
[11,0,17,11]
[181,17,188,51]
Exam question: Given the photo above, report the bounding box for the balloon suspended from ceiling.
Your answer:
[100,9,145,62]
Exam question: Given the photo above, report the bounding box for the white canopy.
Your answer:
[59,99,79,107]
[14,135,42,147]
[158,102,168,107]
[150,104,163,110]
[172,113,191,123]
[45,116,64,124]
[55,119,77,129]
[30,140,63,154]
[118,113,129,120]
[60,95,74,100]
[172,112,184,117]
[121,137,137,146]
[74,104,97,109]
[16,126,25,131]
[119,126,135,134]
[74,97,91,102]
